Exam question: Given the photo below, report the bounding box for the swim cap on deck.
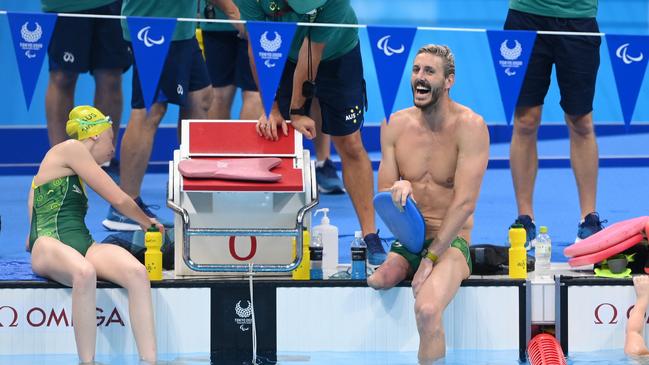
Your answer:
[66,105,112,140]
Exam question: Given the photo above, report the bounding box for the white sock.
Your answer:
[315,160,326,168]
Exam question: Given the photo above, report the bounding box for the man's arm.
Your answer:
[428,113,489,258]
[210,0,244,35]
[625,276,649,356]
[377,119,400,192]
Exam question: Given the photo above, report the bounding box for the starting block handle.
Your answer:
[167,181,319,273]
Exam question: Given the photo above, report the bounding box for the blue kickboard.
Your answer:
[373,192,426,254]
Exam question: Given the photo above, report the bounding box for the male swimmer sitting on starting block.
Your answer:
[626,275,649,357]
[367,45,489,363]
[26,106,162,364]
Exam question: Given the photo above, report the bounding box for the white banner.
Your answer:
[567,285,645,352]
[276,286,521,352]
[0,287,210,355]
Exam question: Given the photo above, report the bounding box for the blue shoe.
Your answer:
[511,215,536,250]
[364,231,387,266]
[102,197,172,231]
[576,212,606,242]
[315,159,345,195]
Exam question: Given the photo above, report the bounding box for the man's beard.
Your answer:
[412,80,443,110]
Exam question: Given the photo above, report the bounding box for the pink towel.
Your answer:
[178,158,282,182]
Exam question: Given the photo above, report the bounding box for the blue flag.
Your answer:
[246,21,297,118]
[7,12,57,109]
[367,26,417,122]
[127,16,176,110]
[606,34,649,129]
[486,30,536,125]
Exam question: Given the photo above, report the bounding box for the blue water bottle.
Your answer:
[350,231,366,280]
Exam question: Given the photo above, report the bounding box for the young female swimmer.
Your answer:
[27,105,162,363]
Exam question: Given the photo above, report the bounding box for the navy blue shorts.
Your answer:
[203,31,257,91]
[277,43,367,136]
[47,1,131,74]
[131,37,211,109]
[504,9,601,116]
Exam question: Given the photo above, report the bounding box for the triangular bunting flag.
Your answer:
[367,26,417,122]
[606,34,649,129]
[127,16,176,110]
[7,12,57,109]
[246,21,297,118]
[486,30,536,125]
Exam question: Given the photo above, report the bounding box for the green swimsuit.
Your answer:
[390,237,472,276]
[29,175,94,256]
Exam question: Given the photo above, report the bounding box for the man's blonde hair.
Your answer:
[416,44,455,78]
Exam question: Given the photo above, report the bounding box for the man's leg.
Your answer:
[239,90,263,120]
[509,105,543,218]
[207,85,236,119]
[179,86,213,135]
[312,98,344,194]
[367,253,409,289]
[331,132,375,236]
[119,104,167,199]
[565,112,598,218]
[93,69,124,146]
[415,248,470,363]
[45,70,79,146]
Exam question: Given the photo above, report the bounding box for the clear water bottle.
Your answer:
[535,226,552,274]
[310,233,324,280]
[350,231,366,280]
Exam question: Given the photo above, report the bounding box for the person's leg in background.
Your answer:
[555,21,603,240]
[311,98,345,194]
[46,70,79,146]
[45,12,90,146]
[505,10,554,245]
[178,38,213,138]
[93,69,124,147]
[235,37,264,120]
[203,30,237,120]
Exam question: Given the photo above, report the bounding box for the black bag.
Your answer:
[470,244,536,275]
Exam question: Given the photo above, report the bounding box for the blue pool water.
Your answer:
[0,350,646,365]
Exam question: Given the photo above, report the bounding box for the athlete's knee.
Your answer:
[566,113,594,137]
[514,108,541,136]
[94,70,122,93]
[73,262,97,288]
[415,301,443,333]
[192,86,214,114]
[49,70,78,90]
[125,263,150,288]
[333,133,367,160]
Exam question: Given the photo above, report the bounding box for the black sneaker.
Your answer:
[315,158,345,195]
[511,215,536,249]
[576,212,606,242]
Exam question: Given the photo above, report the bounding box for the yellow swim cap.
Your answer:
[66,105,112,140]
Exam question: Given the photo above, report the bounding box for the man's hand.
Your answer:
[390,180,415,211]
[290,114,317,139]
[634,275,649,300]
[412,256,433,297]
[256,109,289,141]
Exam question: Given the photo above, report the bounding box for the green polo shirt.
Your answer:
[121,0,196,42]
[509,0,598,18]
[41,0,115,12]
[200,0,240,32]
[239,0,358,62]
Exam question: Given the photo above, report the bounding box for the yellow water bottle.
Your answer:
[144,225,163,281]
[509,224,527,279]
[292,229,310,280]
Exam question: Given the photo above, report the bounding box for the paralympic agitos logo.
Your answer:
[0,305,125,328]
